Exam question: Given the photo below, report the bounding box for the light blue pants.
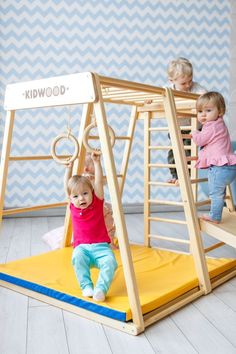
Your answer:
[72,243,117,294]
[208,165,236,222]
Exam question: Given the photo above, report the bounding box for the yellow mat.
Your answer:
[0,244,235,321]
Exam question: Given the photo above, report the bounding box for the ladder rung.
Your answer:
[149,234,190,244]
[149,163,192,169]
[88,135,131,140]
[149,199,183,206]
[149,163,176,168]
[149,127,169,131]
[149,181,178,187]
[148,178,208,187]
[10,155,60,161]
[148,145,192,150]
[148,216,187,225]
[204,242,225,253]
[195,199,211,207]
[179,126,192,130]
[190,178,208,184]
[149,145,171,150]
[176,112,197,118]
[186,156,198,162]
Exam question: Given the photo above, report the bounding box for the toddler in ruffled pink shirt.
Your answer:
[192,92,236,223]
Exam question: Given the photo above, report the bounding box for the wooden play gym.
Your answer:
[0,72,235,335]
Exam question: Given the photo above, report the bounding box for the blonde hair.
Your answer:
[67,175,93,195]
[167,57,193,80]
[196,92,226,116]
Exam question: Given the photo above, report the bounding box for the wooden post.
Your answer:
[163,88,211,294]
[93,74,145,332]
[0,110,15,225]
[144,112,151,247]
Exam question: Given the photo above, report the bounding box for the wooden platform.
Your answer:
[200,209,236,248]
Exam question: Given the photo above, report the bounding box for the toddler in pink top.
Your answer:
[192,92,236,223]
[65,152,117,302]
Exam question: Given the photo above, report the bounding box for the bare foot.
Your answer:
[167,178,179,185]
[200,215,220,224]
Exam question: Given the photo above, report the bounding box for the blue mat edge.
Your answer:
[0,272,126,322]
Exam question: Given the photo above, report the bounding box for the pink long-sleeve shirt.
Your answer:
[192,117,236,169]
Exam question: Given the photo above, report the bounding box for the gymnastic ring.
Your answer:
[51,133,79,165]
[83,122,115,154]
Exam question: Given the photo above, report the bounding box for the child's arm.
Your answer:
[91,152,104,200]
[192,127,215,147]
[64,163,73,199]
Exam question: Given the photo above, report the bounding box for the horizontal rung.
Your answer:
[10,155,63,161]
[149,145,171,150]
[88,135,131,140]
[149,181,178,187]
[149,199,183,206]
[149,234,190,244]
[3,202,67,215]
[148,145,192,150]
[148,216,187,225]
[186,156,198,161]
[149,127,169,131]
[149,163,176,168]
[204,242,225,253]
[190,178,208,184]
[148,163,193,169]
[195,199,211,207]
[176,112,197,118]
[148,178,208,187]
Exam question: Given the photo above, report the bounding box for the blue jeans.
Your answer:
[208,165,236,222]
[72,243,117,294]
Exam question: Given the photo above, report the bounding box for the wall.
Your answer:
[0,0,232,208]
[229,0,236,143]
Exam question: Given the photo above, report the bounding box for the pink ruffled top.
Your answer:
[192,117,236,169]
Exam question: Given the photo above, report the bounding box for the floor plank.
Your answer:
[64,311,112,354]
[27,305,69,354]
[0,287,28,354]
[145,316,198,353]
[171,303,236,353]
[193,293,236,347]
[103,326,155,354]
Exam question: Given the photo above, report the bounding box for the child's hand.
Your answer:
[91,151,101,163]
[65,162,73,168]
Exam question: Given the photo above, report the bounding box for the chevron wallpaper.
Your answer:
[0,0,231,208]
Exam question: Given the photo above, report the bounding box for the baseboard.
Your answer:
[3,203,211,218]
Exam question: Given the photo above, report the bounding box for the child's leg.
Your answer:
[93,243,117,295]
[167,148,178,181]
[72,245,93,291]
[208,166,236,222]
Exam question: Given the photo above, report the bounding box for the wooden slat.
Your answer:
[148,145,192,150]
[148,216,187,225]
[149,199,183,206]
[3,202,67,216]
[9,155,68,161]
[149,233,190,244]
[204,242,225,253]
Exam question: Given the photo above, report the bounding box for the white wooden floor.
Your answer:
[0,212,236,354]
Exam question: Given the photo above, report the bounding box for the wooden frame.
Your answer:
[0,72,236,335]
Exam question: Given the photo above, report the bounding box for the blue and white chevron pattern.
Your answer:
[0,0,231,207]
